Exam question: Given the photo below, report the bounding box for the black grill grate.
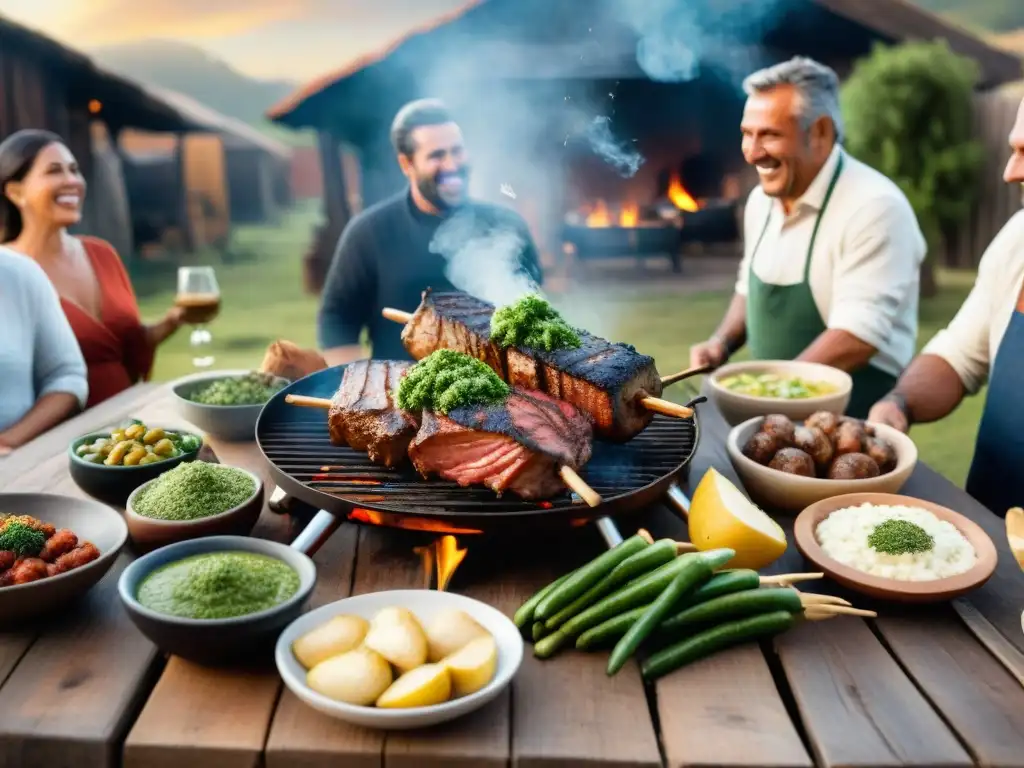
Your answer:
[256,366,700,524]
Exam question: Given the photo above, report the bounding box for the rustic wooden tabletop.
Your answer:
[0,381,1022,768]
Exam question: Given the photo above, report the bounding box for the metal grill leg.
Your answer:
[666,482,691,516]
[291,509,342,556]
[595,518,624,548]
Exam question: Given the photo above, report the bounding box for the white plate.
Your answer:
[275,589,524,729]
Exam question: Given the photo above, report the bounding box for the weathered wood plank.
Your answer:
[876,611,1024,768]
[777,618,971,768]
[647,397,810,768]
[264,525,377,768]
[901,464,1024,658]
[0,633,34,689]
[0,555,160,768]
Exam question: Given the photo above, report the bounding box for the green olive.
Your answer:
[138,454,162,465]
[82,452,104,464]
[124,424,145,440]
[152,438,175,456]
[142,428,165,445]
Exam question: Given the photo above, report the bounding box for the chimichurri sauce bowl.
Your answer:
[118,535,316,667]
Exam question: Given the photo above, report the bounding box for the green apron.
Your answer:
[745,155,896,419]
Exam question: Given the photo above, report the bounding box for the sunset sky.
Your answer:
[0,0,469,80]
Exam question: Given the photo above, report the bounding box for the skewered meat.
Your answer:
[328,359,419,467]
[401,289,662,442]
[408,389,593,500]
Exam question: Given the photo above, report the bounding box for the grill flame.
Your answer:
[346,508,482,535]
[414,535,468,591]
[668,172,699,212]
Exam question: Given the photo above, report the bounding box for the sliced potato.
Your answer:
[292,615,370,669]
[443,635,497,697]
[306,647,392,706]
[424,608,491,662]
[364,608,428,673]
[376,663,452,708]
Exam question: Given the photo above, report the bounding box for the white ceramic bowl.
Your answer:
[708,360,853,426]
[726,416,918,511]
[275,589,524,729]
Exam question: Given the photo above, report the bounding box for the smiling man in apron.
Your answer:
[868,98,1024,518]
[690,57,926,418]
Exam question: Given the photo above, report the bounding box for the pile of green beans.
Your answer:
[514,534,808,681]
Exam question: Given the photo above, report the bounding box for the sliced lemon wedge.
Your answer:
[443,635,498,697]
[376,663,452,708]
[688,467,787,570]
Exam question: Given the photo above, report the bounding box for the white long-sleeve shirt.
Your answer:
[735,145,927,377]
[0,247,88,432]
[922,210,1024,394]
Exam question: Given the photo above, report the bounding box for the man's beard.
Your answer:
[417,166,470,212]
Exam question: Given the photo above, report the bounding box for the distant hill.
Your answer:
[912,0,1024,34]
[89,40,312,146]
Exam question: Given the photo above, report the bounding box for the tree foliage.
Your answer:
[840,40,984,252]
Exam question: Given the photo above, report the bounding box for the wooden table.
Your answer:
[1,381,1022,768]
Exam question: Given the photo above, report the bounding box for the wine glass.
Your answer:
[175,266,221,369]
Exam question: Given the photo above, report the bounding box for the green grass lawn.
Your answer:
[136,205,984,487]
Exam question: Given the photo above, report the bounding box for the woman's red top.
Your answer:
[61,237,154,407]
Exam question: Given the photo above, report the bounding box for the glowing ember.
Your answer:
[346,507,482,535]
[586,199,612,227]
[668,172,699,212]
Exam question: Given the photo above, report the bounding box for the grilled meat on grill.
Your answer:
[328,359,419,467]
[408,389,593,500]
[401,289,662,442]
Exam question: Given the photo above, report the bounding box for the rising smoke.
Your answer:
[407,0,797,330]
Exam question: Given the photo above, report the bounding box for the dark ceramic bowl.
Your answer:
[0,493,128,623]
[117,535,316,666]
[68,425,203,507]
[125,467,265,553]
[171,370,290,442]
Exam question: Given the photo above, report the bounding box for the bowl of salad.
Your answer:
[708,360,852,425]
[171,370,289,442]
[68,420,204,507]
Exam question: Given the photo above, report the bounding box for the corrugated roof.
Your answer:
[266,0,1022,128]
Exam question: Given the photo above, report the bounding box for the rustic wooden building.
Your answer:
[265,0,1021,289]
[0,14,215,257]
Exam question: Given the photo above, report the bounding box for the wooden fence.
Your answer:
[944,87,1023,268]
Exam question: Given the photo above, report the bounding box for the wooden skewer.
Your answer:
[380,308,694,420]
[675,541,698,553]
[796,593,853,607]
[284,394,604,507]
[803,605,878,620]
[660,364,713,388]
[285,394,333,408]
[1007,507,1024,568]
[382,308,414,324]
[759,572,824,585]
[637,529,654,544]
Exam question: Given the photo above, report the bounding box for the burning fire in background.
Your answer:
[583,171,699,228]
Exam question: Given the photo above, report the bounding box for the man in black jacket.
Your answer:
[318,98,544,364]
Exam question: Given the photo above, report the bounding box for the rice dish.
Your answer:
[816,503,976,581]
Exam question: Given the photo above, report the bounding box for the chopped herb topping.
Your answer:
[867,519,935,555]
[0,521,45,557]
[395,349,510,414]
[132,461,256,521]
[490,294,581,352]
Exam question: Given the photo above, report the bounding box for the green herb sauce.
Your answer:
[137,551,300,620]
[188,372,285,406]
[395,349,510,413]
[0,521,45,557]
[867,519,935,555]
[490,294,581,352]
[133,461,255,521]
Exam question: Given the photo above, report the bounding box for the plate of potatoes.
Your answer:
[726,411,918,511]
[275,589,524,729]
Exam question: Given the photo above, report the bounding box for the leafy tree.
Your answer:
[840,40,985,294]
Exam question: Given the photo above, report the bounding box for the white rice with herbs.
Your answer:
[815,503,976,581]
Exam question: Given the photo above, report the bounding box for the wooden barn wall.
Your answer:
[0,41,133,254]
[943,89,1022,269]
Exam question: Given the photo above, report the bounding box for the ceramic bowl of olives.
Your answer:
[68,420,203,507]
[726,411,918,511]
[170,370,289,442]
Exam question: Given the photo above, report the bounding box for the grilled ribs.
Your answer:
[408,389,593,500]
[401,289,663,442]
[328,359,418,467]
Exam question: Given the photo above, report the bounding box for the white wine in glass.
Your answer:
[175,266,221,368]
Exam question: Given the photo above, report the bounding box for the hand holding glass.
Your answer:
[175,267,221,368]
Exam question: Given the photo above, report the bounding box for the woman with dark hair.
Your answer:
[0,129,183,407]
